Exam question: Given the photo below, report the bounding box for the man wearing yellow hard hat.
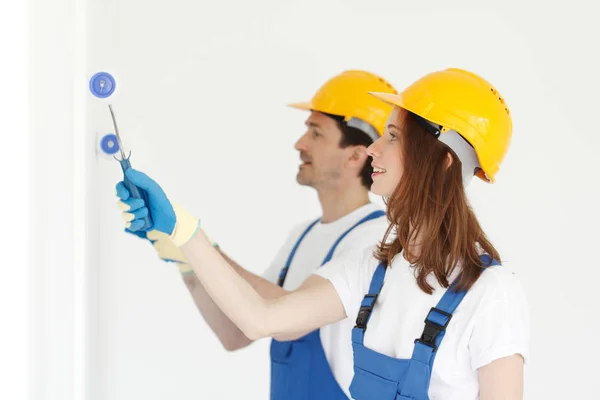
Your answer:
[121,70,399,399]
[117,67,529,399]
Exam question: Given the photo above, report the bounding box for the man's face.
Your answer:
[294,111,349,189]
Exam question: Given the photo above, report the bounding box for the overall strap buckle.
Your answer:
[414,307,452,351]
[354,294,378,330]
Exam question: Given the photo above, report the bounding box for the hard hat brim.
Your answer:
[287,101,313,111]
[369,91,440,127]
[368,92,404,110]
[288,101,339,116]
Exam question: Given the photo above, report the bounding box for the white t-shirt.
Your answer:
[262,203,389,398]
[314,247,530,400]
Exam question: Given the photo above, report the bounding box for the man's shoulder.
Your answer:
[341,218,389,247]
[333,207,389,257]
[274,216,322,249]
[347,205,389,238]
[281,204,389,249]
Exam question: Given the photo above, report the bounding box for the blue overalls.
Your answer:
[270,210,386,400]
[349,255,500,400]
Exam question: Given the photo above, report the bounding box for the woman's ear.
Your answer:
[445,151,454,169]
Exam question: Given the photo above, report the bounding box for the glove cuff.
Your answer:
[170,203,201,247]
[178,263,194,275]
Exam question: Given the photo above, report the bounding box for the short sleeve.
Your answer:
[313,247,376,319]
[260,223,306,284]
[469,269,531,370]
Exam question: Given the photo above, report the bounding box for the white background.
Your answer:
[2,0,599,399]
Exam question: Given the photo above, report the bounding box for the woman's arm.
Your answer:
[116,169,348,340]
[478,354,524,400]
[180,228,347,340]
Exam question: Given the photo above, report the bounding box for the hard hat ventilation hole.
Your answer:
[490,87,507,110]
[378,77,398,94]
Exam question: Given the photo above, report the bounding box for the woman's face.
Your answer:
[367,107,404,198]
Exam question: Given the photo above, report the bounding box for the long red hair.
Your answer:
[374,109,500,294]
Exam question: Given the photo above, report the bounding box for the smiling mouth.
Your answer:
[371,167,386,178]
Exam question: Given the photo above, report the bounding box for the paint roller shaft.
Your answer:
[107,104,153,230]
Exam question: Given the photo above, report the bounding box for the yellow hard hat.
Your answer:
[289,70,398,140]
[370,68,512,183]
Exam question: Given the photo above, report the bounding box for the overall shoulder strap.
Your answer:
[277,218,320,287]
[412,254,501,366]
[351,262,387,345]
[320,209,386,266]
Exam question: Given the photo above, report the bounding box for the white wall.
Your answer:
[1,1,29,400]
[22,0,600,399]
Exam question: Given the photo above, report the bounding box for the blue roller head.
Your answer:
[89,72,116,98]
[100,133,120,155]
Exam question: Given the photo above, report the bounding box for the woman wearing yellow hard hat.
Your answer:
[117,67,529,399]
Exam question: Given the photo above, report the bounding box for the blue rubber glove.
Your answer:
[116,169,176,235]
[115,168,201,247]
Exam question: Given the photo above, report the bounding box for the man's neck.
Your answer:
[317,182,371,224]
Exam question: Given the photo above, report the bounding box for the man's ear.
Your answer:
[347,145,368,167]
